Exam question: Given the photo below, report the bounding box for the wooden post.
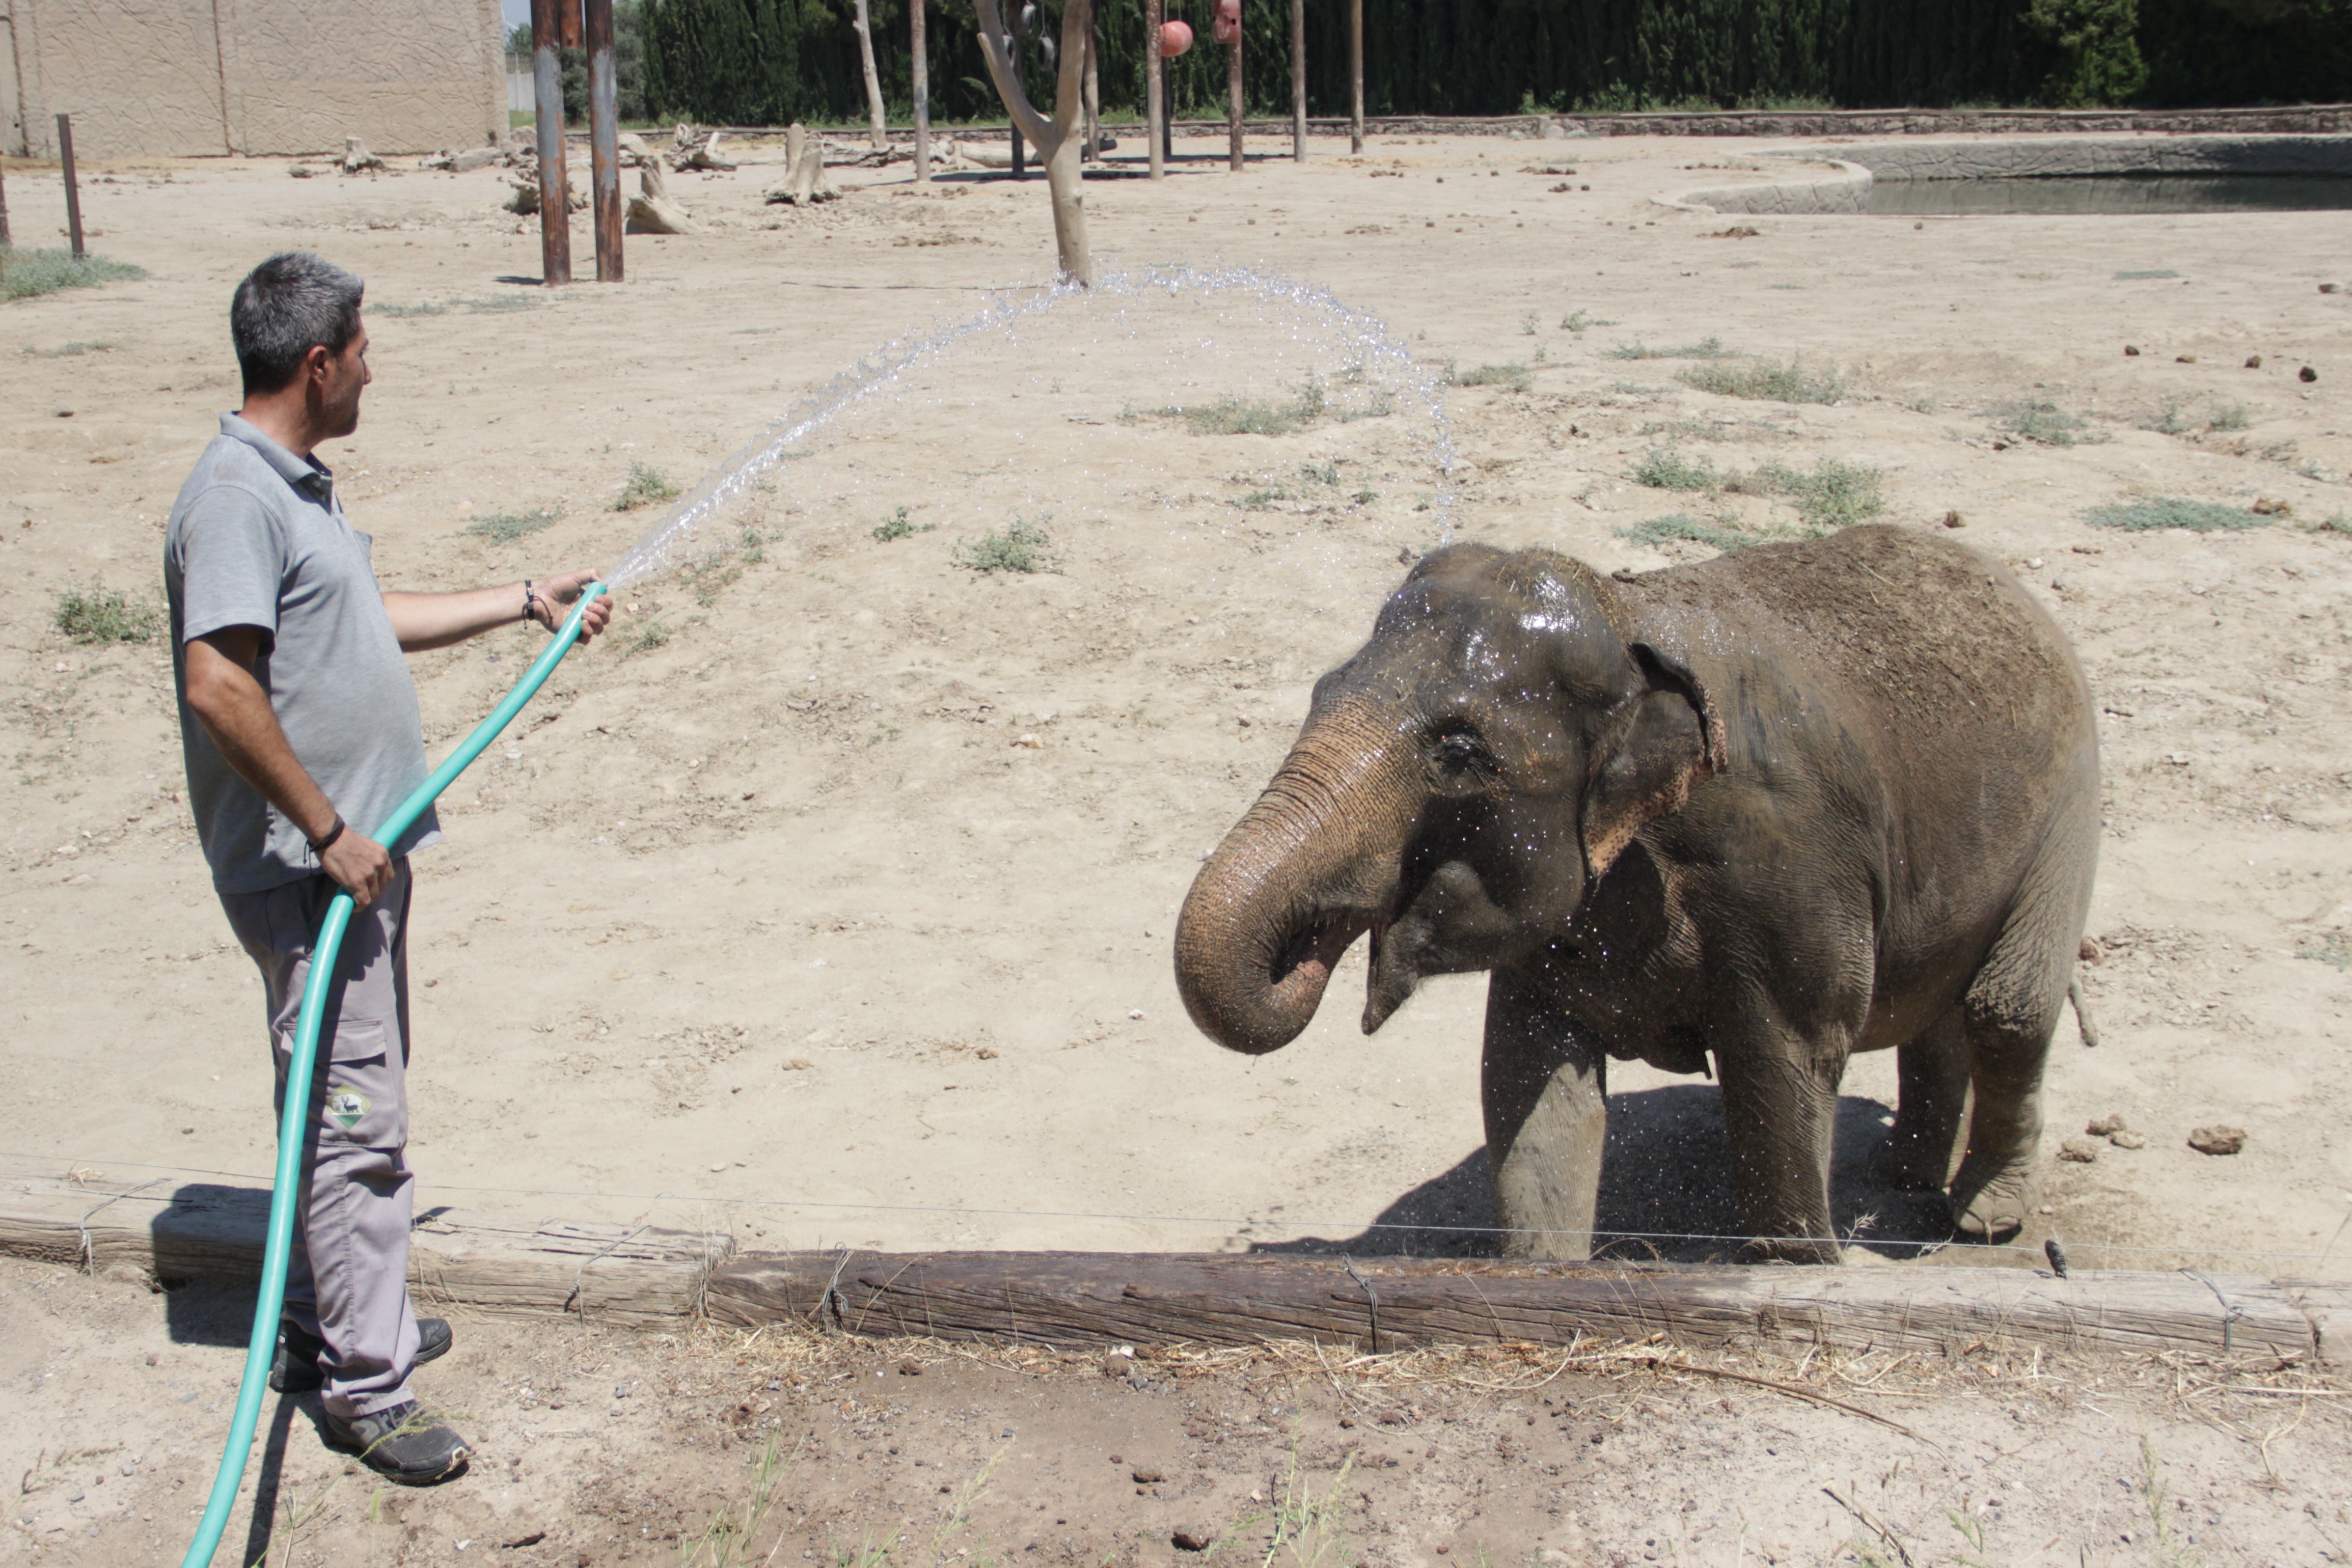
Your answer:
[584,0,622,283]
[1289,0,1306,161]
[57,115,85,259]
[1349,0,1363,153]
[529,0,572,285]
[0,158,11,247]
[1144,0,1165,177]
[1227,13,1244,173]
[911,0,931,181]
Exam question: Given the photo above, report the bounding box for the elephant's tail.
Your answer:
[2067,978,2101,1049]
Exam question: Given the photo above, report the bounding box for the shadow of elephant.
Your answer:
[1253,1086,1958,1261]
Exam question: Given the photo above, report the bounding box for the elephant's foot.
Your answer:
[1868,1126,1957,1193]
[1741,1234,1841,1266]
[1949,1150,2037,1242]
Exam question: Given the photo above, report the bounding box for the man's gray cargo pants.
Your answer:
[221,858,421,1421]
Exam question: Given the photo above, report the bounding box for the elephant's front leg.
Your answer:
[1482,964,1607,1261]
[1714,1002,1848,1264]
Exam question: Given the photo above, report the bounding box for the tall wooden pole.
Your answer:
[0,158,11,246]
[1145,0,1164,177]
[1289,0,1305,161]
[911,0,931,181]
[585,0,622,282]
[57,115,85,259]
[852,0,888,151]
[1083,12,1101,160]
[529,0,572,285]
[1227,16,1244,173]
[1349,0,1363,153]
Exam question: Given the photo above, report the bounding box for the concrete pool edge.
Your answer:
[1658,133,2352,215]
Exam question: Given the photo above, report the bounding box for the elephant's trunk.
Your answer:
[1173,712,1417,1055]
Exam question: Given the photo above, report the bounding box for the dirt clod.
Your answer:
[2058,1138,2102,1163]
[1132,1466,1165,1483]
[2086,1114,2127,1136]
[2189,1125,2247,1156]
[2110,1129,2148,1149]
[2302,365,2320,381]
[1172,1531,1214,1552]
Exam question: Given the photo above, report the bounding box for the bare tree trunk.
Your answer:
[1145,0,1165,180]
[852,0,888,152]
[1228,21,1244,173]
[1290,0,1306,162]
[973,0,1096,285]
[1083,13,1102,161]
[1350,0,1364,153]
[912,0,931,180]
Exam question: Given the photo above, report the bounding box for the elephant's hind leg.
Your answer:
[1949,880,2082,1242]
[1869,1010,1972,1193]
[1482,965,1607,1262]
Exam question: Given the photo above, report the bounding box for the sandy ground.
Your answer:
[2,125,2351,1560]
[8,1255,2351,1567]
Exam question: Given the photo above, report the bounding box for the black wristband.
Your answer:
[309,815,345,856]
[523,579,536,624]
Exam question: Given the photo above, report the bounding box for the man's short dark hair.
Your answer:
[231,252,364,396]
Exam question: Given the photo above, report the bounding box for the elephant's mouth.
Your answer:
[1272,911,1380,995]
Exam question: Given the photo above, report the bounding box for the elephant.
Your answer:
[1172,524,2099,1263]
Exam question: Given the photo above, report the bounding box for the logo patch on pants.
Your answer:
[324,1085,372,1131]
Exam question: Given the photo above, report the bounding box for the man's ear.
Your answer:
[1579,643,1724,881]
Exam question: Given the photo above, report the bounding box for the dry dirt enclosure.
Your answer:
[2,130,2350,1563]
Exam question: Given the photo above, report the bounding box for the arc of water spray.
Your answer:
[608,265,1461,589]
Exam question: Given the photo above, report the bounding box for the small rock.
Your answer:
[2175,354,2198,364]
[1103,1354,1132,1378]
[2301,365,2319,383]
[1013,733,1042,749]
[2086,1114,2127,1136]
[2110,1130,2147,1149]
[2058,1138,2101,1163]
[2189,1125,2246,1157]
[2252,498,2293,516]
[1132,1467,1165,1484]
[2123,344,2140,356]
[2078,937,2103,964]
[1942,510,1965,529]
[1172,1531,1214,1553]
[897,1359,924,1377]
[975,1046,999,1059]
[2321,283,2340,294]
[782,1058,814,1071]
[2245,354,2263,369]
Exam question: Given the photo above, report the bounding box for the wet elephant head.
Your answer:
[1173,543,1725,1055]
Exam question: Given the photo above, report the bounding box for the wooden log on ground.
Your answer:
[706,1249,2336,1363]
[0,1173,729,1326]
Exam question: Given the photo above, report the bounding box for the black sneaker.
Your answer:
[271,1317,453,1393]
[323,1400,470,1486]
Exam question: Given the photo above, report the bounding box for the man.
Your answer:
[165,251,613,1484]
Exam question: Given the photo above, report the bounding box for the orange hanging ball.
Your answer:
[1158,18,1193,54]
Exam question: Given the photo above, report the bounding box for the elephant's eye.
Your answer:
[1433,727,1496,778]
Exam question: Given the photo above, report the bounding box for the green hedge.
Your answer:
[639,0,2352,126]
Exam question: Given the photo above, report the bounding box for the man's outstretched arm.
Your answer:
[382,567,614,652]
[184,626,397,906]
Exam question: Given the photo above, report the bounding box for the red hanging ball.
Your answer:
[1158,18,1193,55]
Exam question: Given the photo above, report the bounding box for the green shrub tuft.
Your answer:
[1678,357,1846,404]
[2084,497,2261,532]
[612,462,680,511]
[954,515,1060,573]
[54,583,159,644]
[2,245,148,303]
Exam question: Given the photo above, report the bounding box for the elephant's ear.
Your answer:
[1580,643,1725,881]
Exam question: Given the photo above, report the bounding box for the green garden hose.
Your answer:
[180,582,608,1568]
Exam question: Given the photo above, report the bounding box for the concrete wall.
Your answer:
[4,0,505,158]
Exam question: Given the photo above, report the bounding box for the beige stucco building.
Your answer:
[2,0,506,158]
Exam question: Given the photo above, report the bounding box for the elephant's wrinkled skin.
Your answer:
[1173,526,2098,1263]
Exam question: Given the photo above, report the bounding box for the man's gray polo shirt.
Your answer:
[165,413,440,894]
